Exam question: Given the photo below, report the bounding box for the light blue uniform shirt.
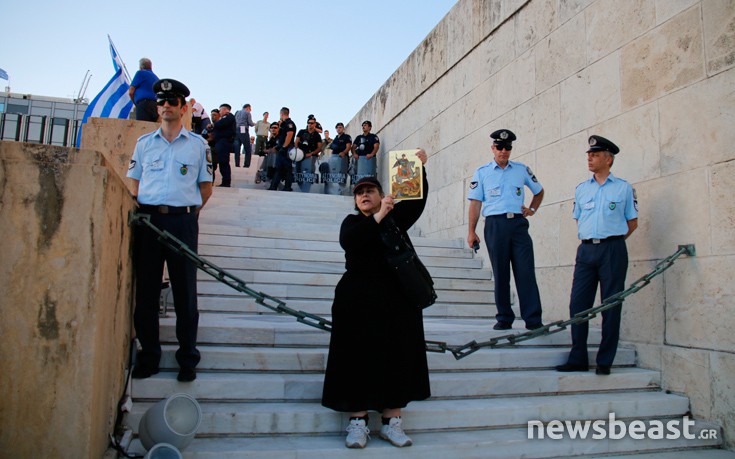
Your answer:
[468,160,543,216]
[127,127,213,206]
[573,173,638,240]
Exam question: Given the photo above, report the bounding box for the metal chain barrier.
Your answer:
[130,211,694,360]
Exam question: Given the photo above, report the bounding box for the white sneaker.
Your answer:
[379,417,413,447]
[345,418,370,448]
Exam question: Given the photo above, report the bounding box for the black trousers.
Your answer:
[133,211,201,370]
[269,148,293,190]
[215,139,234,186]
[566,238,628,367]
[484,215,543,326]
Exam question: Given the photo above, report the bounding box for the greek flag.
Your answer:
[77,36,134,146]
[0,68,8,80]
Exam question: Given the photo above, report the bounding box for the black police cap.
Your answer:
[587,135,620,154]
[153,78,190,98]
[352,176,383,195]
[362,120,372,127]
[490,129,517,144]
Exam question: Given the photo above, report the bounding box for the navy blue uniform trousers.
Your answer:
[484,215,543,326]
[567,238,628,367]
[133,211,201,370]
[215,139,234,186]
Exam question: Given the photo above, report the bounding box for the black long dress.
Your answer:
[321,172,431,412]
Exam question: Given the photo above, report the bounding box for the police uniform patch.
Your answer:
[469,181,478,189]
[180,165,188,175]
[500,131,508,140]
[207,164,213,175]
[206,148,212,164]
[128,159,136,170]
[516,187,521,196]
[633,187,638,211]
[161,80,173,91]
[526,166,538,183]
[609,202,616,210]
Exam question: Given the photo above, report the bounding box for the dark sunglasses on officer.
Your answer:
[156,96,183,107]
[493,142,512,151]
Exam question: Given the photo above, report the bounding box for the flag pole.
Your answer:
[107,34,132,83]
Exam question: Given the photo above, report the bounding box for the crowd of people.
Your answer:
[126,68,640,450]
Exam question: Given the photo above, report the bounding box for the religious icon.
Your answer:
[389,149,424,200]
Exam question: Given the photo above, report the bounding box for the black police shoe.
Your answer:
[555,363,589,372]
[526,322,544,330]
[177,367,197,382]
[493,322,512,330]
[595,366,611,375]
[132,365,159,379]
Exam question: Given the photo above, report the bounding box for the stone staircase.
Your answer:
[126,166,730,458]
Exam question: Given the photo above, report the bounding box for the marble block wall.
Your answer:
[0,142,136,458]
[345,0,735,448]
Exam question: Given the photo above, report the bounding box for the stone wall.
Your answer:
[347,0,734,448]
[0,141,136,458]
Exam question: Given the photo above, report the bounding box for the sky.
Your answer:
[1,0,456,135]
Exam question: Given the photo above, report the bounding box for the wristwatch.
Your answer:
[529,207,536,213]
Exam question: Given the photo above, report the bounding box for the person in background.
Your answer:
[294,118,323,193]
[210,103,236,187]
[351,120,379,180]
[234,104,255,167]
[128,58,159,122]
[268,107,296,191]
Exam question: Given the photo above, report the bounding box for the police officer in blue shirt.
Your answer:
[467,129,545,330]
[556,135,638,376]
[127,78,213,382]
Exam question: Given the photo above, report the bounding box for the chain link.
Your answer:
[131,212,694,359]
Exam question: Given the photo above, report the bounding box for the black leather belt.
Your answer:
[486,213,523,219]
[138,204,197,214]
[581,235,625,244]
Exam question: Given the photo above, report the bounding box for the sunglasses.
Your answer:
[494,143,512,151]
[156,97,181,107]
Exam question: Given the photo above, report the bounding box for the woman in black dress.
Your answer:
[321,149,430,449]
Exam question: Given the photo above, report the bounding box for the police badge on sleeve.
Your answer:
[526,166,538,183]
[128,159,136,170]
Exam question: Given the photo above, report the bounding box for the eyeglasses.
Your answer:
[494,144,512,151]
[156,97,181,107]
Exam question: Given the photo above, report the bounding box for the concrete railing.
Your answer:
[0,117,156,458]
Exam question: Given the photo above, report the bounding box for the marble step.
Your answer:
[160,315,584,347]
[199,234,475,258]
[199,224,464,248]
[197,245,483,269]
[593,451,735,459]
[131,367,660,401]
[196,271,491,292]
[128,391,688,436]
[123,420,723,459]
[195,297,498,318]
[195,256,490,280]
[156,345,635,372]
[196,281,492,304]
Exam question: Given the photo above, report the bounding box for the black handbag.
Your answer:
[380,218,437,309]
